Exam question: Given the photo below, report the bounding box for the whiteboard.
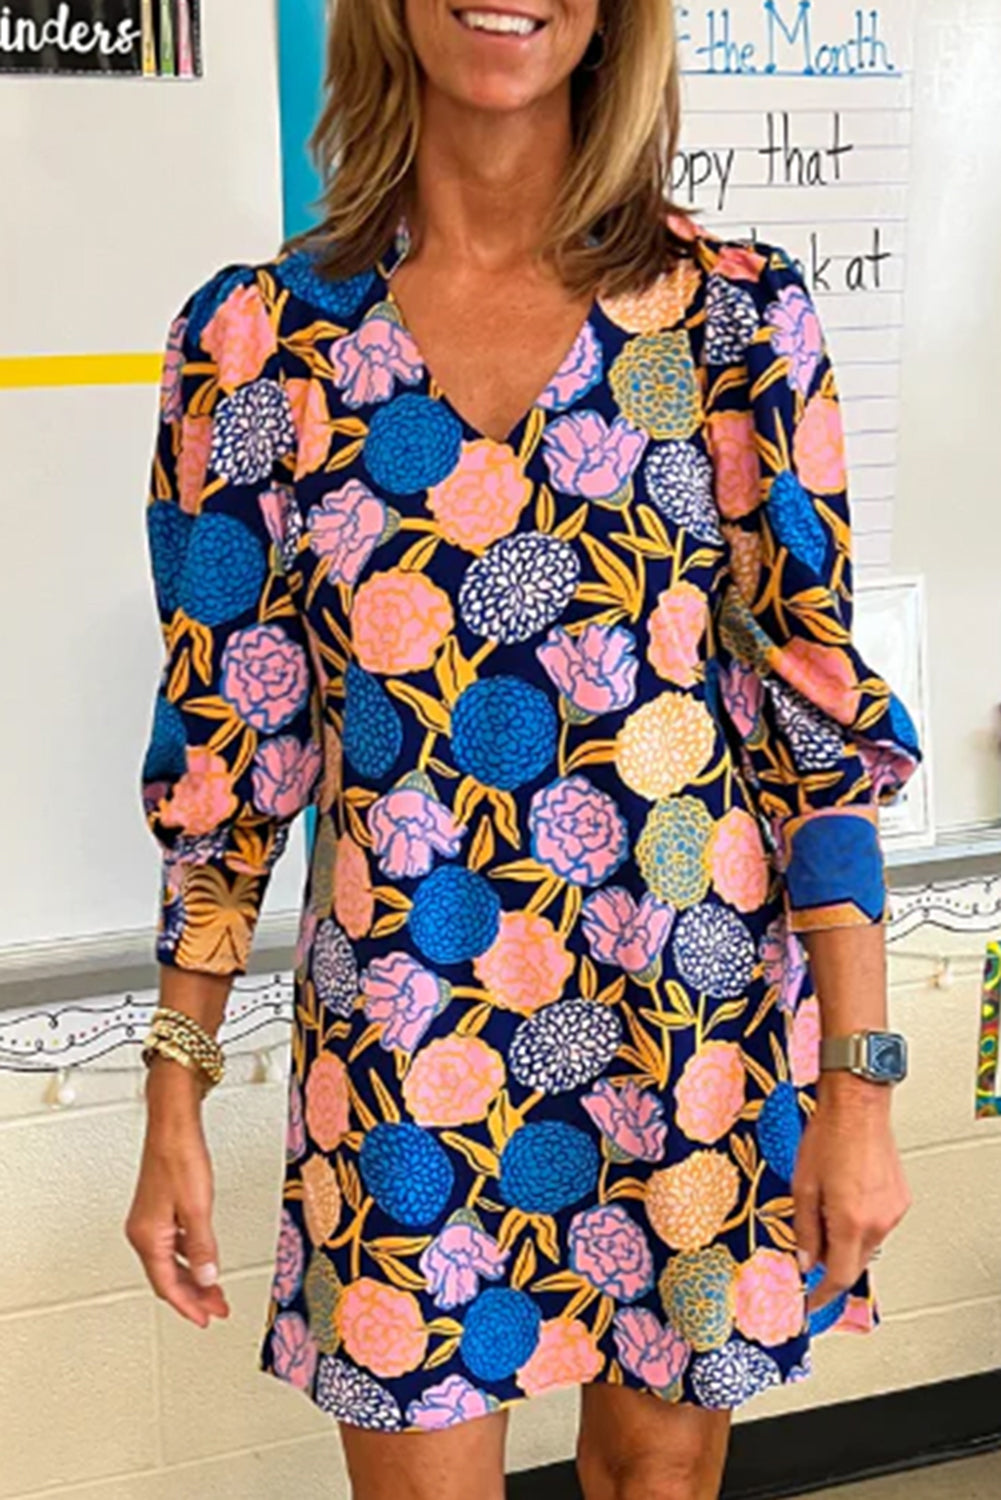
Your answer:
[0,0,997,958]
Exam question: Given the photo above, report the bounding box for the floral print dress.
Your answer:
[140,214,921,1429]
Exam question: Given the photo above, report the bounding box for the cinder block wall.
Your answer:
[1,924,998,1499]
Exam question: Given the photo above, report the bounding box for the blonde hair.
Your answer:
[292,0,690,298]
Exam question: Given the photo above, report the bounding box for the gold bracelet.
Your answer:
[141,1007,225,1090]
[141,1033,216,1094]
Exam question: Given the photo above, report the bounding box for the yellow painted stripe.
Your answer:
[0,353,163,390]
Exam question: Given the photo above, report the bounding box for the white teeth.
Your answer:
[457,9,541,36]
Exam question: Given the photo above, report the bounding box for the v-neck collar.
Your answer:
[375,212,600,451]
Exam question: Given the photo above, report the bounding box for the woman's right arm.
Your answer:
[127,267,315,1324]
[126,969,233,1327]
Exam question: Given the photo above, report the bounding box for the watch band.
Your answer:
[819,1034,869,1073]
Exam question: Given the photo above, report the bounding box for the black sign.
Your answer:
[0,1,202,77]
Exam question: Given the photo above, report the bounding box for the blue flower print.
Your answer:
[210,379,297,485]
[703,276,760,365]
[311,919,359,1017]
[146,500,193,616]
[643,441,723,546]
[671,903,755,998]
[343,663,404,781]
[499,1121,600,1214]
[508,998,622,1093]
[275,250,377,319]
[689,1338,782,1409]
[314,1355,403,1429]
[409,866,501,965]
[363,395,463,494]
[887,693,920,754]
[142,694,187,782]
[451,677,558,791]
[804,1263,849,1335]
[187,264,255,346]
[767,680,845,773]
[458,532,580,645]
[359,1122,455,1227]
[756,1081,803,1182]
[767,471,828,573]
[177,512,268,627]
[459,1287,543,1382]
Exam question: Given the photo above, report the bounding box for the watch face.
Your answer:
[866,1032,907,1082]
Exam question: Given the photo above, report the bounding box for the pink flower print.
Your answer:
[529,775,628,886]
[515,1318,604,1397]
[427,440,532,550]
[735,1248,805,1345]
[647,582,707,687]
[675,1041,746,1145]
[768,284,823,396]
[581,1078,669,1162]
[793,394,846,495]
[542,409,648,500]
[789,995,821,1085]
[858,739,914,800]
[272,1208,304,1303]
[338,1278,427,1378]
[538,321,603,409]
[159,746,237,837]
[177,414,212,514]
[251,734,322,818]
[160,314,187,423]
[329,312,423,406]
[351,568,454,675]
[419,1222,509,1309]
[334,833,375,940]
[307,479,386,585]
[286,1075,306,1159]
[402,1035,505,1127]
[536,623,639,718]
[407,1374,493,1429]
[220,624,311,733]
[568,1204,655,1301]
[270,1312,317,1391]
[361,952,446,1054]
[714,244,768,283]
[305,1053,350,1151]
[775,639,859,726]
[760,915,808,1013]
[473,910,573,1014]
[201,283,278,393]
[720,662,764,740]
[709,807,770,913]
[367,781,465,879]
[707,409,761,519]
[287,378,333,478]
[581,887,674,980]
[612,1306,691,1392]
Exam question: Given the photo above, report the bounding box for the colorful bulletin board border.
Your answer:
[0,1,201,78]
[0,353,163,389]
[976,941,1001,1117]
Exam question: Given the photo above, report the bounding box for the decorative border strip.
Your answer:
[976,942,1001,1118]
[887,874,1001,939]
[0,353,163,390]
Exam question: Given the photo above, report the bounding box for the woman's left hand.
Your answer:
[792,1072,912,1312]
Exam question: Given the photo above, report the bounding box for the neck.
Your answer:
[405,83,574,274]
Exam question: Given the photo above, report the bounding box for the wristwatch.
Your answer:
[819,1030,908,1084]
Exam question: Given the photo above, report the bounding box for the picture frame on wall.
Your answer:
[0,0,202,78]
[854,574,935,851]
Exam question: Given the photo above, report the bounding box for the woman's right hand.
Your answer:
[124,1056,230,1328]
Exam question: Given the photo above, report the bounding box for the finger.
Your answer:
[177,1196,221,1293]
[135,1221,214,1327]
[808,1227,864,1313]
[173,1226,230,1319]
[793,1178,823,1276]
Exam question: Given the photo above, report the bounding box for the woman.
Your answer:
[126,2,922,1497]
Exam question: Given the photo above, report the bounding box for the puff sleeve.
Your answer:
[702,240,922,932]
[140,267,321,974]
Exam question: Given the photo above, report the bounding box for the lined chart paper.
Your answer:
[675,1,915,572]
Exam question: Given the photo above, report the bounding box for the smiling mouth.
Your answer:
[451,8,548,38]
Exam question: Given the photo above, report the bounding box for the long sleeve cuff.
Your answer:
[779,805,887,933]
[156,846,277,975]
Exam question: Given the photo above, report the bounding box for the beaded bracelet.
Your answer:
[141,1006,225,1092]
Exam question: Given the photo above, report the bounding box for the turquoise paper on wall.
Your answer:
[277,0,328,858]
[277,0,328,238]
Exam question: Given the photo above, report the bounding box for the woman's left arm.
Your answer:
[796,923,911,1311]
